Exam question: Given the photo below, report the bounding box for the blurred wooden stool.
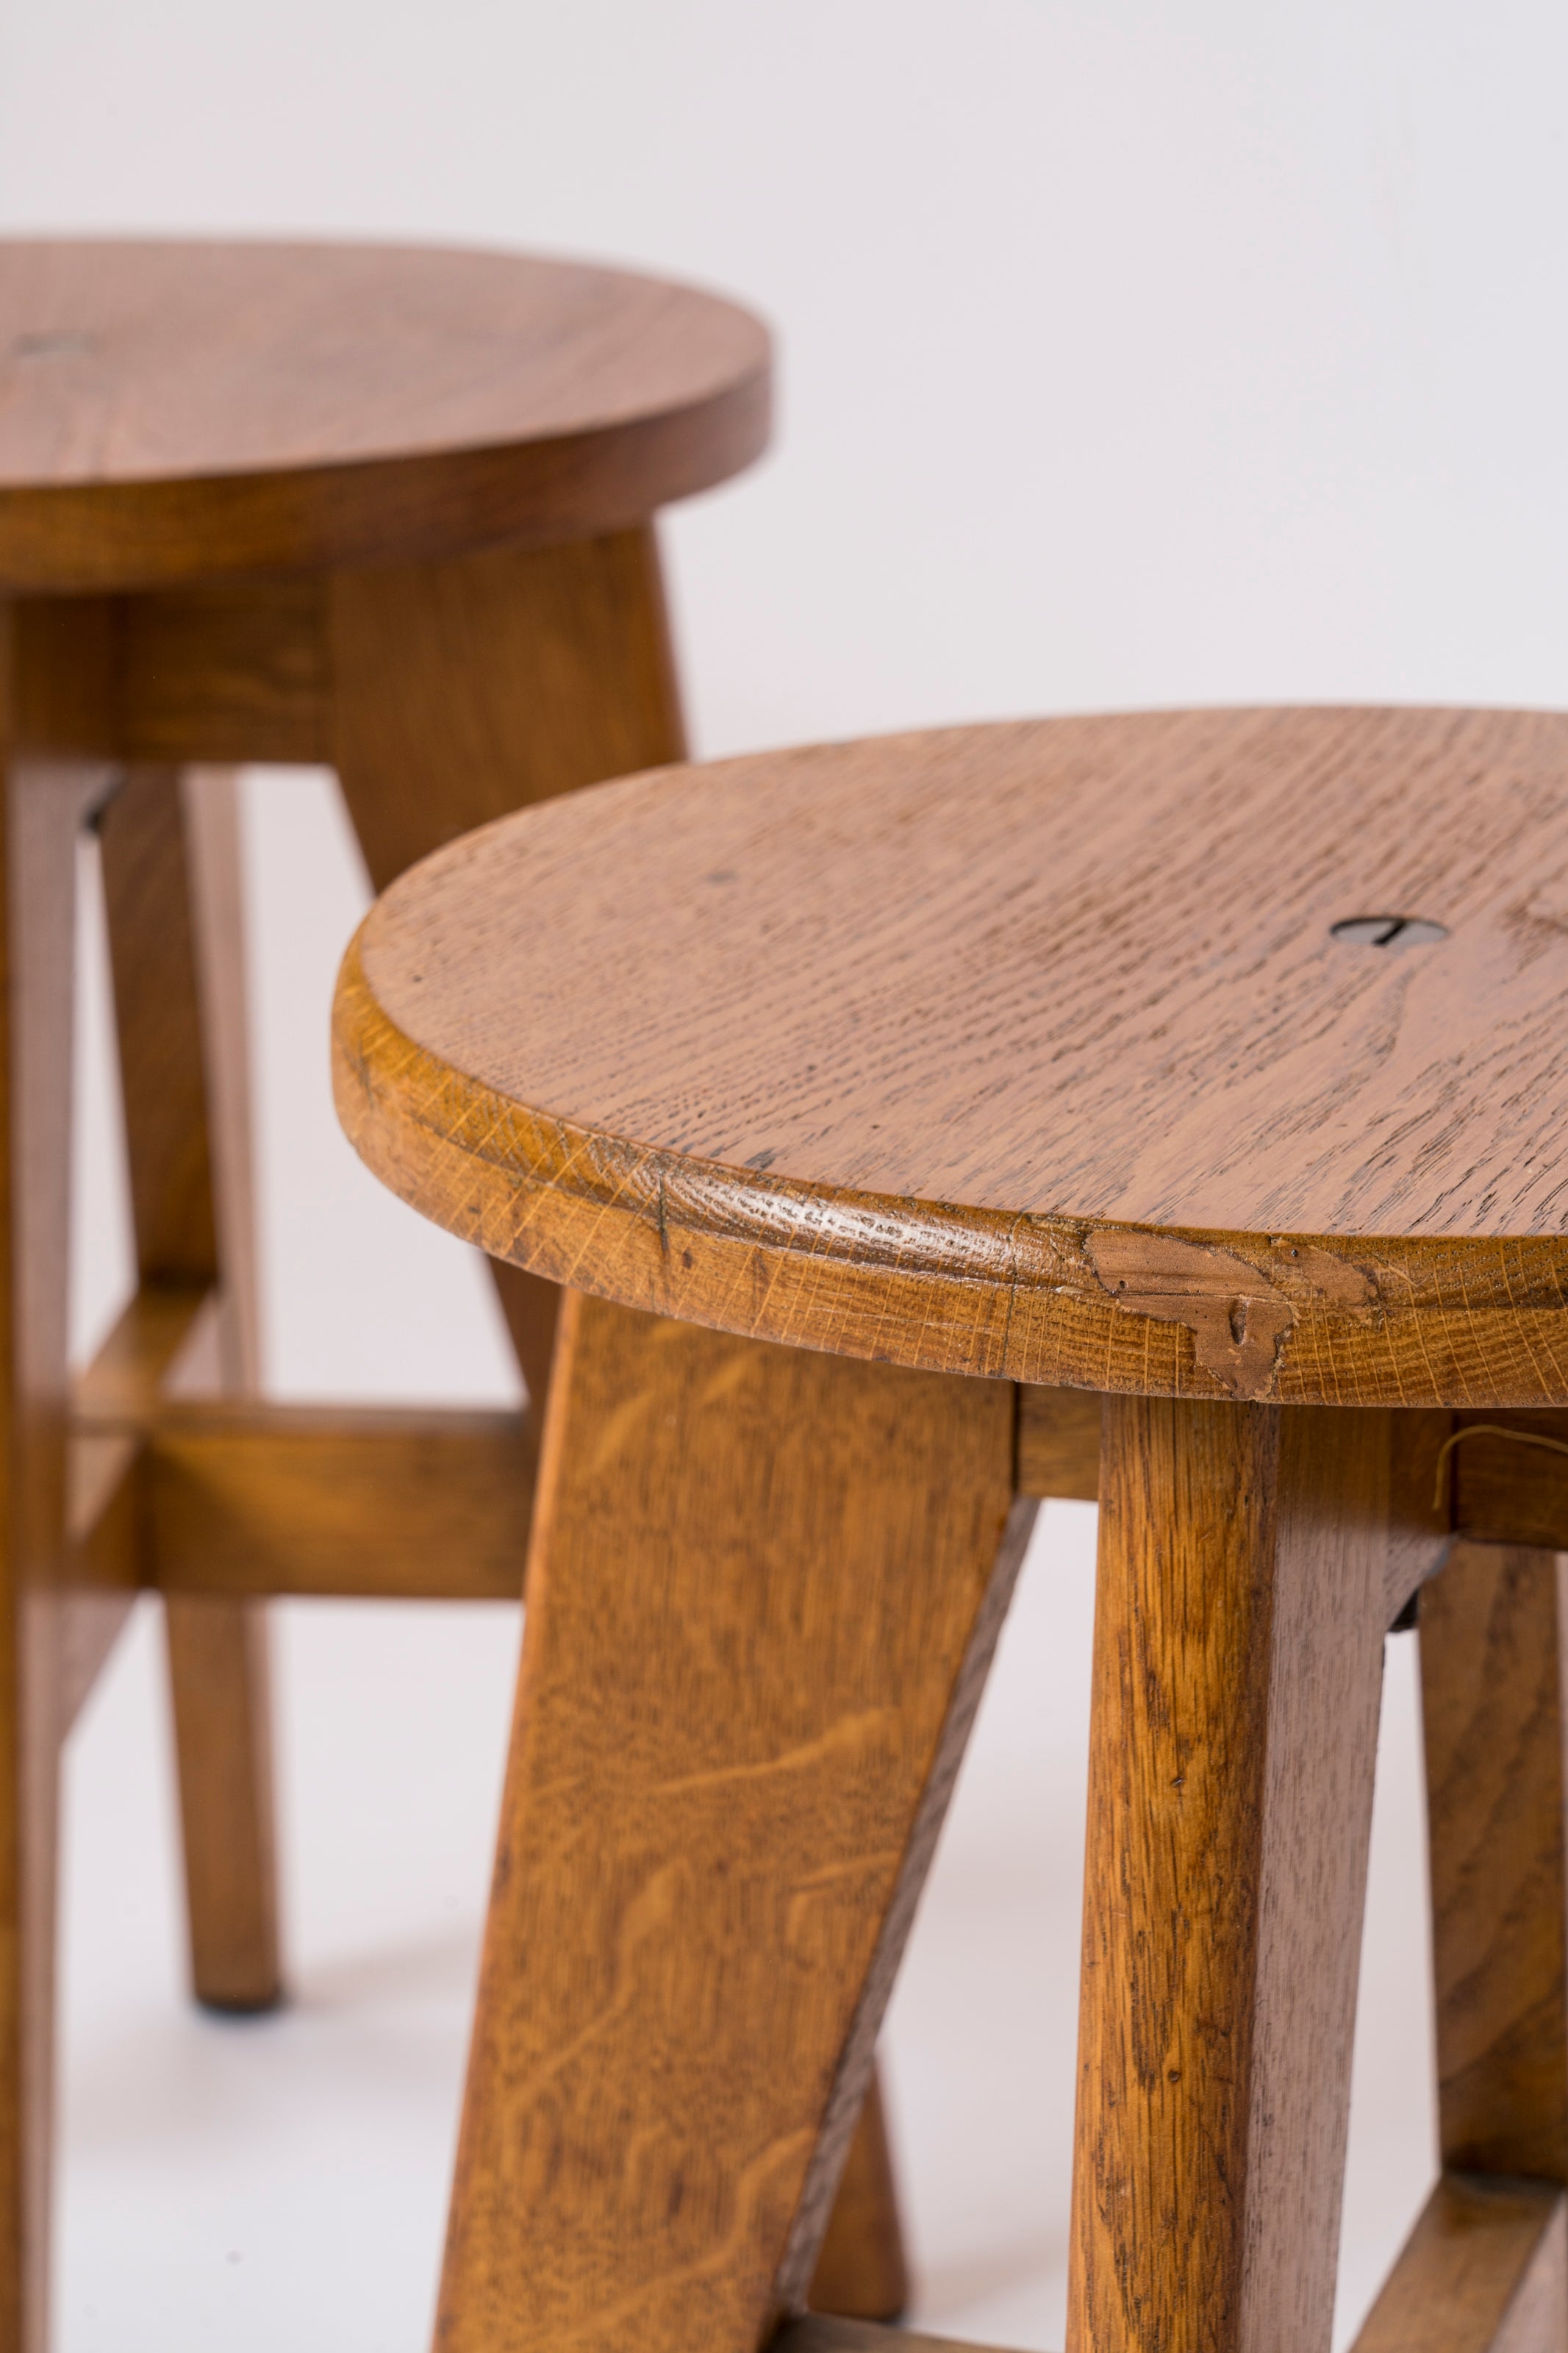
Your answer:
[0,237,905,2352]
[339,704,1568,2353]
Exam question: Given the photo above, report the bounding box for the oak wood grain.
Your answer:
[1420,1541,1568,2179]
[1067,1395,1397,2353]
[0,240,770,590]
[1350,2174,1567,2353]
[145,1402,536,1602]
[1449,1415,1568,1552]
[68,1387,537,1604]
[1016,1385,1100,1502]
[329,521,687,1421]
[330,517,911,2317]
[329,525,686,891]
[12,577,329,765]
[329,524,681,1416]
[336,707,1568,1413]
[434,1292,1021,2353]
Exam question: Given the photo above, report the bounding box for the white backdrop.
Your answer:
[4,4,1558,2347]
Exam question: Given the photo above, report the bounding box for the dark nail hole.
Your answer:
[1330,915,1447,949]
[10,330,95,360]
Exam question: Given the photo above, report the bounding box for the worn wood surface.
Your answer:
[99,761,280,2010]
[331,515,907,2313]
[1012,1392,1452,1639]
[337,707,1568,1412]
[1420,1540,1568,2179]
[1350,2174,1567,2353]
[1067,1395,1401,2353]
[0,240,769,590]
[434,1293,1021,2353]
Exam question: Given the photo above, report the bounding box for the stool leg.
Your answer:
[432,1293,1023,2353]
[99,765,280,2010]
[0,710,107,2352]
[1348,1540,1568,2346]
[1422,1542,1568,2178]
[803,2071,910,2322]
[329,528,909,2316]
[1068,1394,1394,2353]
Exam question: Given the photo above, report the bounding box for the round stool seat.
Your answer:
[0,239,769,589]
[334,704,1568,1410]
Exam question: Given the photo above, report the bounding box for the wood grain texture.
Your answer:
[329,524,686,890]
[332,518,913,2318]
[1350,2174,1567,2353]
[1016,1385,1101,1502]
[330,520,685,1418]
[434,1292,1020,2353]
[336,707,1568,1412]
[1420,1541,1568,2179]
[12,576,329,765]
[1011,1392,1450,1638]
[98,760,280,2010]
[1067,1395,1396,2353]
[0,240,770,590]
[145,1403,536,1601]
[1450,1415,1568,1552]
[67,1383,537,1604]
[330,518,683,1423]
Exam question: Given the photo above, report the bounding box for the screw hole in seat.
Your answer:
[1329,914,1447,949]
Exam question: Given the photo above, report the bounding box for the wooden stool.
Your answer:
[0,237,903,2352]
[336,703,1568,2353]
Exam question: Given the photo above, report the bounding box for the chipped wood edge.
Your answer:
[333,933,1568,1410]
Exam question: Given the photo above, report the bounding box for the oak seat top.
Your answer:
[0,239,770,590]
[334,706,1568,1410]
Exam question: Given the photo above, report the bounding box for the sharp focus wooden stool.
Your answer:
[0,237,906,2353]
[336,703,1568,2353]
